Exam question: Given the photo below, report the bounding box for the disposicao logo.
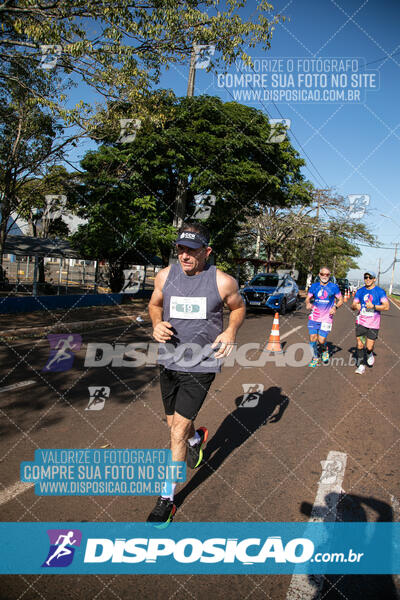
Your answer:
[42,334,82,372]
[83,536,314,565]
[42,529,82,567]
[318,289,328,299]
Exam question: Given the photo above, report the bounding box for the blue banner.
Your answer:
[20,449,186,496]
[0,522,398,574]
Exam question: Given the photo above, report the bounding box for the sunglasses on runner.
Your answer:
[364,275,374,280]
[319,272,330,276]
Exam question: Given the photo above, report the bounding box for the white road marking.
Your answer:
[389,298,400,311]
[0,481,34,507]
[286,451,347,600]
[390,494,400,593]
[280,325,303,341]
[391,494,400,521]
[0,380,36,394]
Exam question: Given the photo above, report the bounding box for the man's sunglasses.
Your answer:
[364,275,374,280]
[319,272,330,276]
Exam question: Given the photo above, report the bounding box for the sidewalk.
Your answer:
[0,298,149,339]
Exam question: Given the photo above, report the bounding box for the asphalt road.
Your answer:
[0,299,399,599]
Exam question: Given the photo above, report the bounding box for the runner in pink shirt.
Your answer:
[351,271,389,374]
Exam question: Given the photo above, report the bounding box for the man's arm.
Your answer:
[365,296,389,311]
[330,292,344,315]
[305,292,314,311]
[148,267,174,343]
[351,293,361,311]
[213,271,246,358]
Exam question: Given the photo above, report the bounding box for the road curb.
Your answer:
[0,313,148,340]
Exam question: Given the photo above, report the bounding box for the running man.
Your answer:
[305,267,343,367]
[147,222,246,525]
[44,335,78,371]
[45,531,77,566]
[351,271,389,374]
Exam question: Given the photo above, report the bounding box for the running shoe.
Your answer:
[366,353,375,366]
[146,496,176,528]
[308,357,320,368]
[355,364,366,375]
[186,426,208,469]
[321,350,329,364]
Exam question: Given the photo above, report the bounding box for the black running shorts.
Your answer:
[159,366,215,420]
[355,324,379,340]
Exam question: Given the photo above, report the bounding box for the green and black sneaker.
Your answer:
[186,427,208,469]
[146,496,176,529]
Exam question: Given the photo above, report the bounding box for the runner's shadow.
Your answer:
[174,387,289,508]
[300,493,397,599]
[326,342,341,356]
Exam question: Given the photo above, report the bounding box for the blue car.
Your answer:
[240,273,299,315]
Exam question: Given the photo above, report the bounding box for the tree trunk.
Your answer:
[108,261,125,293]
[0,173,13,268]
[0,223,7,270]
[173,178,187,229]
[38,257,45,284]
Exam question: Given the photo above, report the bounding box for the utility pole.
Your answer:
[187,45,196,97]
[306,189,330,290]
[254,224,261,276]
[377,257,381,285]
[389,243,398,295]
[172,44,196,230]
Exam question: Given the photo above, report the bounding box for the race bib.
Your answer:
[320,322,332,332]
[170,296,207,319]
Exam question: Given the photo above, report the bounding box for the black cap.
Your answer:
[175,231,209,249]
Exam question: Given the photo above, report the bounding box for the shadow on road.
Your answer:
[300,493,398,600]
[174,386,289,508]
[326,341,342,356]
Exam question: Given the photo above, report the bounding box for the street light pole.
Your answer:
[187,44,196,98]
[305,190,329,290]
[389,243,398,295]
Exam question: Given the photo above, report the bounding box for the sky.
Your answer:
[62,0,400,287]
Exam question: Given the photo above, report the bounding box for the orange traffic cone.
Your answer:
[264,312,283,353]
[343,289,348,302]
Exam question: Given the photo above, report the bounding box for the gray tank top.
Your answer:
[157,263,224,373]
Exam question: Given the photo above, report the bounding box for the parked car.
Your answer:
[240,273,299,314]
[336,277,350,294]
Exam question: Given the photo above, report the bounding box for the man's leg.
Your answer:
[355,335,366,374]
[365,331,378,366]
[147,369,213,524]
[317,333,329,364]
[174,372,215,469]
[147,368,179,525]
[170,412,194,463]
[308,331,319,367]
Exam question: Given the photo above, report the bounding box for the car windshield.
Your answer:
[250,275,280,287]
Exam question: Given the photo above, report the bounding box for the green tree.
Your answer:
[0,1,285,265]
[72,94,312,287]
[236,189,377,284]
[0,54,72,261]
[1,0,282,125]
[16,165,79,282]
